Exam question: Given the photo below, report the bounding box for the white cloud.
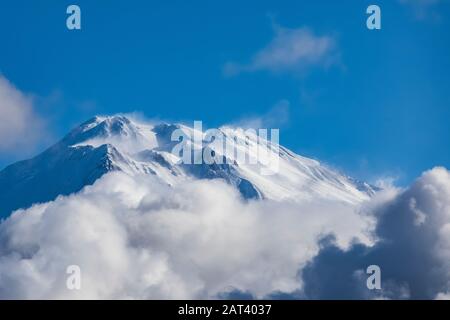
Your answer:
[224,25,338,76]
[0,172,372,299]
[0,75,47,153]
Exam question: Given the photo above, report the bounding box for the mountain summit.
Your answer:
[0,115,377,218]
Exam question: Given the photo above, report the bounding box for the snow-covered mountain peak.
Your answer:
[0,115,379,218]
[63,115,159,155]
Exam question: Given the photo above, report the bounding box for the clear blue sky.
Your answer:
[0,0,449,185]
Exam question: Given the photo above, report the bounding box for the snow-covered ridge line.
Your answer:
[0,115,378,218]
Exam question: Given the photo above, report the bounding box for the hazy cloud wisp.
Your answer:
[224,26,338,77]
[0,75,47,153]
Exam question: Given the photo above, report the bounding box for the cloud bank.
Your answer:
[0,172,371,299]
[0,165,449,299]
[224,26,338,77]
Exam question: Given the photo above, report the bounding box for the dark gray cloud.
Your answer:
[301,167,450,299]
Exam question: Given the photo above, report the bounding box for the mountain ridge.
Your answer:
[0,115,378,218]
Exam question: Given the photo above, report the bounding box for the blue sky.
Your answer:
[0,0,449,185]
